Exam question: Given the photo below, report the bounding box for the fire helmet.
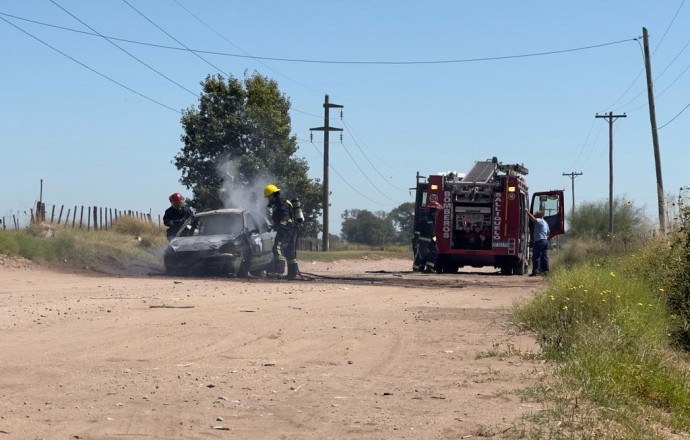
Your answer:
[169,193,184,204]
[426,200,442,210]
[264,184,280,198]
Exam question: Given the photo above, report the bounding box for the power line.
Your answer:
[659,102,690,129]
[339,140,399,204]
[606,1,686,112]
[172,0,324,96]
[119,0,229,77]
[0,15,182,114]
[0,13,637,65]
[298,140,387,205]
[341,119,406,192]
[49,0,198,98]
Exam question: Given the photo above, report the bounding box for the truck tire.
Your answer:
[513,258,527,275]
[500,265,513,275]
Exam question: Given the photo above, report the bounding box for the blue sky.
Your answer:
[1,1,688,235]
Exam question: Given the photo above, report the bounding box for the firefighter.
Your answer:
[163,192,193,241]
[413,200,442,273]
[264,184,300,280]
[525,208,550,276]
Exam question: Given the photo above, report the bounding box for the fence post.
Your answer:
[72,205,77,228]
[65,208,71,225]
[50,205,55,223]
[87,206,91,231]
[57,205,64,224]
[79,206,84,229]
[93,206,98,230]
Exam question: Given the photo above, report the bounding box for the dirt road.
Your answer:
[0,256,548,439]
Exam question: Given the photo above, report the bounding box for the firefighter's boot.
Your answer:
[273,259,286,276]
[287,262,299,280]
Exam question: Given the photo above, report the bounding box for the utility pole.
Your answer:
[596,111,626,235]
[562,171,583,220]
[310,94,343,252]
[642,27,666,234]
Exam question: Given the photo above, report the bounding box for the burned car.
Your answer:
[163,208,276,277]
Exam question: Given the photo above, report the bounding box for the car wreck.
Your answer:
[163,208,276,277]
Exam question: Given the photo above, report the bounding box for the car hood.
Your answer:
[168,234,241,252]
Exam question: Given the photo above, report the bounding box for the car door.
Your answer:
[244,212,274,267]
[530,191,565,238]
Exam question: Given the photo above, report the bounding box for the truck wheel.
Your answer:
[500,265,513,275]
[513,259,527,275]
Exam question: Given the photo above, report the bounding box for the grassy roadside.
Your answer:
[0,220,411,271]
[510,235,690,439]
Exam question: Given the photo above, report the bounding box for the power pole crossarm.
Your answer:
[310,94,343,252]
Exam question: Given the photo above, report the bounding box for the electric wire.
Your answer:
[49,0,199,98]
[172,0,324,97]
[565,118,596,171]
[0,12,636,65]
[659,102,690,129]
[297,140,388,205]
[119,0,229,78]
[0,15,181,114]
[606,0,686,112]
[341,118,406,192]
[339,140,399,204]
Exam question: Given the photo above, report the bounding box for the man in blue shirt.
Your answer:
[525,208,550,276]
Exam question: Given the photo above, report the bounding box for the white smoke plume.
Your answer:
[215,158,276,219]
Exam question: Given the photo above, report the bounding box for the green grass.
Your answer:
[510,239,690,439]
[0,218,168,273]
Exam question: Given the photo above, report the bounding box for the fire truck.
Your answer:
[413,157,565,275]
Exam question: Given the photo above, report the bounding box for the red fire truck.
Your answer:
[413,157,565,275]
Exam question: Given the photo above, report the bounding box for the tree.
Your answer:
[569,196,651,239]
[341,209,396,246]
[388,202,415,244]
[174,73,322,236]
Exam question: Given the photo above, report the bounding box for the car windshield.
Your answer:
[192,213,244,236]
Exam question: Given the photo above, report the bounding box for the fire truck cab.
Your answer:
[413,157,565,275]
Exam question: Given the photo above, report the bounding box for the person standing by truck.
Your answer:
[413,200,442,273]
[525,208,550,276]
[163,193,193,241]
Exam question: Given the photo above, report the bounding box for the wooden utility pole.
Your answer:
[310,94,343,251]
[562,171,583,219]
[595,111,626,235]
[643,27,666,233]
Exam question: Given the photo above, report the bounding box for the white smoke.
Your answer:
[215,158,276,219]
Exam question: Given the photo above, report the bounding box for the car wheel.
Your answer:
[236,254,250,278]
[250,269,266,278]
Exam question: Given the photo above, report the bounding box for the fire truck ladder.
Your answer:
[462,161,497,184]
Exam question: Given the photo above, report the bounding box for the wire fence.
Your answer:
[0,202,154,231]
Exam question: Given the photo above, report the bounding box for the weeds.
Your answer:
[511,234,690,438]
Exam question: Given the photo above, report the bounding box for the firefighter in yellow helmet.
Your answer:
[264,184,301,279]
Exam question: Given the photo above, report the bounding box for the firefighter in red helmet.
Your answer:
[413,200,442,273]
[163,192,193,241]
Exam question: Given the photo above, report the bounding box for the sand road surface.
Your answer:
[0,256,548,439]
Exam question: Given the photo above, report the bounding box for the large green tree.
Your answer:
[341,209,396,246]
[569,196,651,239]
[174,73,322,236]
[388,202,415,244]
